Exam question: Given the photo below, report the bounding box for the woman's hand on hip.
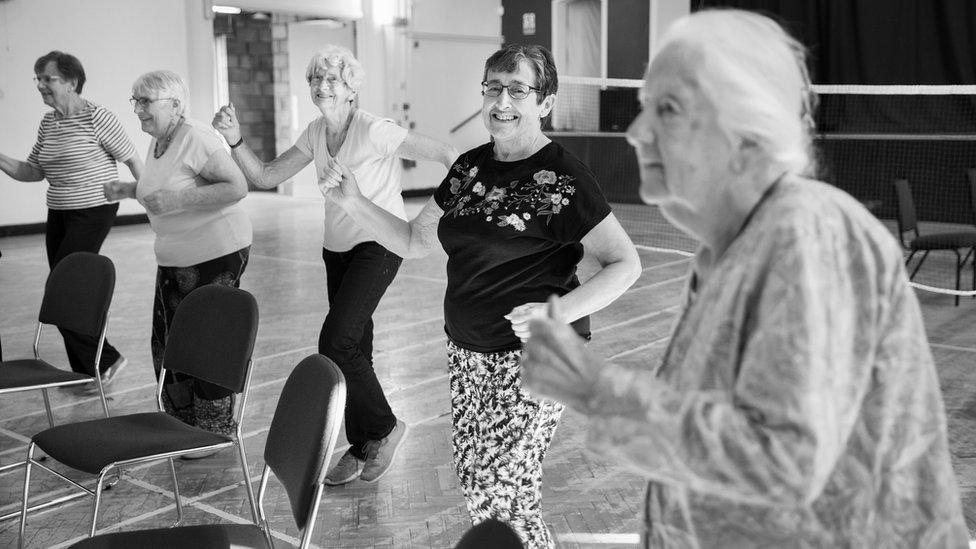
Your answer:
[521,295,600,409]
[212,103,242,145]
[142,189,183,214]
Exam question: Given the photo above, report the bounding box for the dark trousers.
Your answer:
[151,247,249,435]
[46,204,121,375]
[320,242,402,460]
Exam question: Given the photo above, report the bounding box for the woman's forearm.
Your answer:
[342,195,441,258]
[178,181,246,211]
[0,153,44,182]
[559,260,641,322]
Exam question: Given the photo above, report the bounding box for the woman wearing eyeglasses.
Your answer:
[211,45,456,483]
[0,51,141,389]
[321,44,641,548]
[104,70,250,444]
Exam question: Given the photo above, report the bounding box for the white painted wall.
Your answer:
[0,0,216,226]
[398,0,502,191]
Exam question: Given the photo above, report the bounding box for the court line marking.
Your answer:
[931,343,976,354]
[557,532,641,543]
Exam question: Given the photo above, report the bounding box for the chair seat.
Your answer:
[34,412,232,474]
[0,359,91,391]
[910,231,976,250]
[67,523,269,548]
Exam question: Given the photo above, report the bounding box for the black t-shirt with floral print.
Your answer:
[433,141,612,353]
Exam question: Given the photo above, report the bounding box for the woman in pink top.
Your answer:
[213,45,456,482]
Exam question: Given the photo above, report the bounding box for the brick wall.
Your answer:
[272,13,300,189]
[223,14,276,163]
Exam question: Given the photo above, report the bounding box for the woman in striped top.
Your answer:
[0,51,142,387]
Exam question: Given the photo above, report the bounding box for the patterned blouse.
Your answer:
[433,141,611,353]
[583,178,968,548]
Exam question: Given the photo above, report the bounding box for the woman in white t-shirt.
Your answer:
[212,45,456,483]
[105,70,251,443]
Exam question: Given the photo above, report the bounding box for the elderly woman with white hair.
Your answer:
[212,45,457,483]
[104,70,251,443]
[521,9,968,548]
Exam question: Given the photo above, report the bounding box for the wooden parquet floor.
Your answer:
[1,194,975,548]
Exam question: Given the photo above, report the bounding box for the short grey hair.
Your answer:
[132,70,189,115]
[657,9,816,176]
[305,45,365,92]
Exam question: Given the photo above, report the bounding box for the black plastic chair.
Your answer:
[0,252,116,476]
[65,354,347,549]
[892,178,976,305]
[18,285,260,546]
[454,518,525,549]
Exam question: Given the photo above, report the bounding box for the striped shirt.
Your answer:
[27,101,136,210]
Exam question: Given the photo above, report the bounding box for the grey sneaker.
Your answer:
[360,419,409,483]
[324,450,365,486]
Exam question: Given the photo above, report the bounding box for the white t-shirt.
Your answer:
[295,109,408,252]
[137,118,252,267]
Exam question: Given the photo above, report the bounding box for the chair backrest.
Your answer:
[162,285,258,393]
[264,354,345,531]
[967,169,976,226]
[892,178,919,244]
[454,519,525,549]
[38,252,115,337]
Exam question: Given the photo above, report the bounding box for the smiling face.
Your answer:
[131,86,179,138]
[481,59,554,148]
[35,60,76,108]
[626,44,735,209]
[308,64,354,113]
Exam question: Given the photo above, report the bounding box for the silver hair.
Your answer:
[132,70,189,115]
[657,9,816,176]
[305,45,365,92]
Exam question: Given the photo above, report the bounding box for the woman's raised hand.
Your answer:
[319,156,363,205]
[212,103,241,145]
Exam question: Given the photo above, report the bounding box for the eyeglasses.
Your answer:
[33,75,66,85]
[130,97,175,110]
[481,81,541,100]
[308,74,343,87]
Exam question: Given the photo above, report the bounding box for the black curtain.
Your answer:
[691,1,976,224]
[694,0,976,85]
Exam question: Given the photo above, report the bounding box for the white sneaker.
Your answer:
[82,357,127,395]
[99,356,128,386]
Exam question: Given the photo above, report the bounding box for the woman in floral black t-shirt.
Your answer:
[320,44,640,548]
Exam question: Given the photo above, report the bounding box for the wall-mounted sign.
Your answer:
[523,12,536,35]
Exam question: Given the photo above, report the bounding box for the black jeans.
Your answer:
[46,204,121,375]
[320,242,403,460]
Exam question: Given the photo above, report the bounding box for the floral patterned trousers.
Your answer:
[448,341,564,549]
[151,247,249,437]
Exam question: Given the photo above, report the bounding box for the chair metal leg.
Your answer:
[908,250,928,280]
[955,250,962,306]
[168,458,184,527]
[90,471,110,537]
[41,389,55,429]
[299,483,326,549]
[18,443,35,549]
[237,442,259,522]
